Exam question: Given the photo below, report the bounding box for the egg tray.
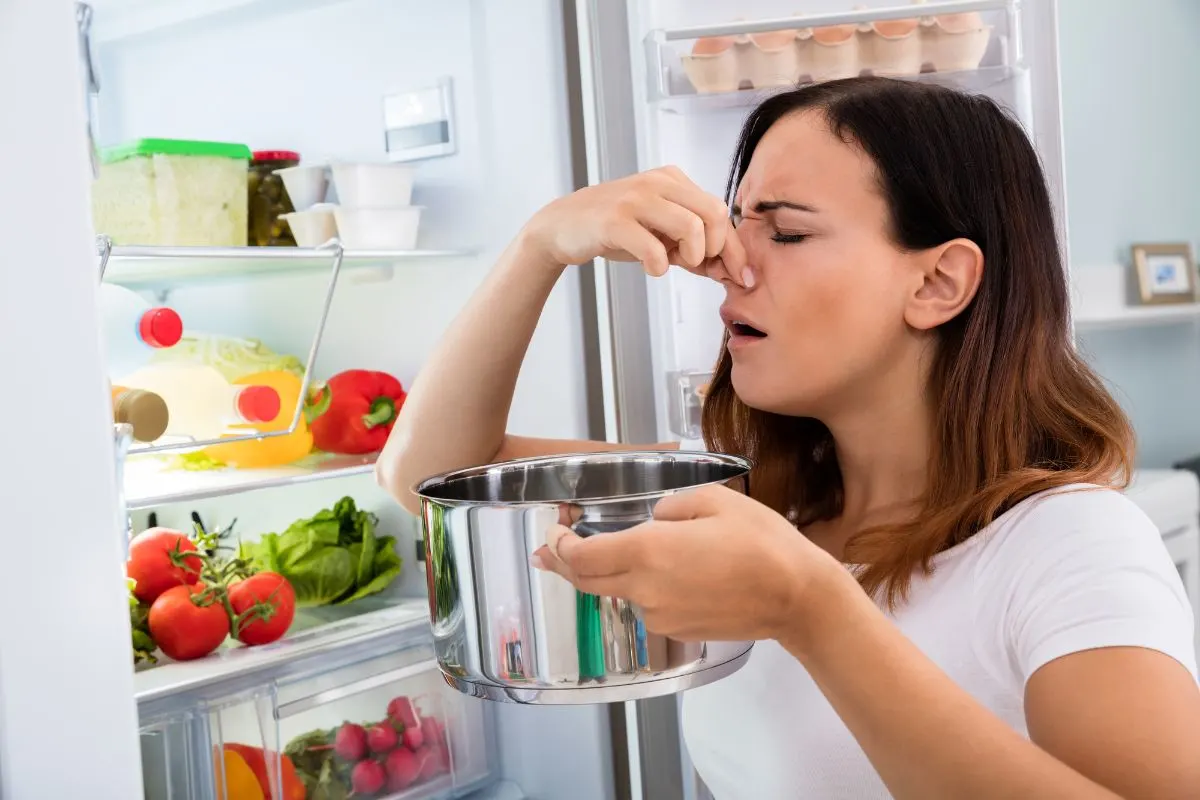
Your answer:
[681,19,992,94]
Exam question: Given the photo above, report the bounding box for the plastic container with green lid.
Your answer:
[91,138,252,247]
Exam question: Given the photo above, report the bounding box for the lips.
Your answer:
[719,306,767,339]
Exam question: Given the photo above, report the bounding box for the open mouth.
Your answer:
[730,321,767,338]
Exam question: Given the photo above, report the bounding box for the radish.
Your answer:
[367,723,398,754]
[334,723,368,762]
[351,759,386,795]
[420,742,450,780]
[402,726,424,751]
[385,747,421,791]
[386,696,419,730]
[421,715,443,744]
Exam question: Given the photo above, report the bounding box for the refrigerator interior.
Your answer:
[89,0,614,797]
[619,0,1062,443]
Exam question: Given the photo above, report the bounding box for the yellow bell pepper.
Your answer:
[213,748,265,800]
[203,370,313,468]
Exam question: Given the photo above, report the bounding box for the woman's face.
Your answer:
[723,110,928,419]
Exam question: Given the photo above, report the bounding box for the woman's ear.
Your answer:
[904,239,983,330]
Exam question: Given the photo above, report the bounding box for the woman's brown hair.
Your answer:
[702,77,1134,607]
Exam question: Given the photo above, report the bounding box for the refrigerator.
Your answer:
[0,1,1065,798]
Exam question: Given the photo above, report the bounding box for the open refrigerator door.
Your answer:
[570,0,1066,797]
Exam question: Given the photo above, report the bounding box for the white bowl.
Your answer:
[274,165,329,211]
[334,206,422,250]
[331,163,416,208]
[281,207,338,248]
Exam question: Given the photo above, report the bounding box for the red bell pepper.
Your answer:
[306,370,406,455]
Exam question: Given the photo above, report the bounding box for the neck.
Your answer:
[824,359,932,529]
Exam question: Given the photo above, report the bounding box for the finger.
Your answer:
[557,504,583,526]
[652,485,729,521]
[633,197,707,269]
[702,223,749,288]
[529,543,570,577]
[548,524,642,577]
[531,543,636,598]
[608,219,670,277]
[719,218,749,278]
[655,174,743,271]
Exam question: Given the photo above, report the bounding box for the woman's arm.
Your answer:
[375,233,575,514]
[376,167,744,513]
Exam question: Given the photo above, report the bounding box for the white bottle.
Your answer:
[99,284,184,377]
[118,363,281,442]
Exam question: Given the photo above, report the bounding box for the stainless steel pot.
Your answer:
[414,450,754,704]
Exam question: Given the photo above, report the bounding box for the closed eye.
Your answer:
[771,232,808,244]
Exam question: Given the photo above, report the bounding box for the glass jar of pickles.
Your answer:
[248,150,300,246]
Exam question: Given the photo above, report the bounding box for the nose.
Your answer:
[706,255,757,290]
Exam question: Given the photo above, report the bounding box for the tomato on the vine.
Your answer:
[126,528,203,604]
[229,572,296,646]
[148,584,230,661]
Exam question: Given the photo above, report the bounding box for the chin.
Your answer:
[729,364,808,417]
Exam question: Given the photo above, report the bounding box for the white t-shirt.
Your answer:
[682,484,1199,800]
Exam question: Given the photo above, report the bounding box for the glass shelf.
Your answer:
[103,245,473,290]
[124,451,378,510]
[134,600,428,708]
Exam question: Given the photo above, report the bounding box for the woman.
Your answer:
[378,78,1200,798]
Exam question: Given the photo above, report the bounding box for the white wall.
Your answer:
[1059,0,1200,468]
[97,2,614,798]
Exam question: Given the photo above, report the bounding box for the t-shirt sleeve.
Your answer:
[972,488,1198,686]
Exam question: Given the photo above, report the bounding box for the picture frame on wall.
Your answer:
[1132,243,1197,305]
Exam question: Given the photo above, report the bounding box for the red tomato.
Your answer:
[148,584,230,661]
[126,527,203,604]
[229,572,296,646]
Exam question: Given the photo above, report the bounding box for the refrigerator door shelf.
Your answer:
[653,64,1021,114]
[643,0,1020,103]
[666,370,712,440]
[139,605,498,800]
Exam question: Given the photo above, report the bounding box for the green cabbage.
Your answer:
[151,334,303,382]
[239,497,402,608]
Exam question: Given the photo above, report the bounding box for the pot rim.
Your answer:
[412,449,753,508]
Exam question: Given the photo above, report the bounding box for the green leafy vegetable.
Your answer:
[151,335,304,382]
[240,497,402,608]
[285,727,351,800]
[127,577,156,665]
[335,535,402,605]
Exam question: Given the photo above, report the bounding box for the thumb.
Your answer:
[546,523,584,563]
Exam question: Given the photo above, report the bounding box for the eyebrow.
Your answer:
[754,200,818,213]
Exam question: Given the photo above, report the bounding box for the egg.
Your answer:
[811,24,856,46]
[750,29,798,50]
[692,36,735,56]
[872,18,918,38]
[934,12,984,33]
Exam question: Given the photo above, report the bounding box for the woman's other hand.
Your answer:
[532,484,847,644]
[521,165,749,286]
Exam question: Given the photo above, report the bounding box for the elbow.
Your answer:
[375,445,421,517]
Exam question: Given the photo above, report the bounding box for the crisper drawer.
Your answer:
[139,642,495,800]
